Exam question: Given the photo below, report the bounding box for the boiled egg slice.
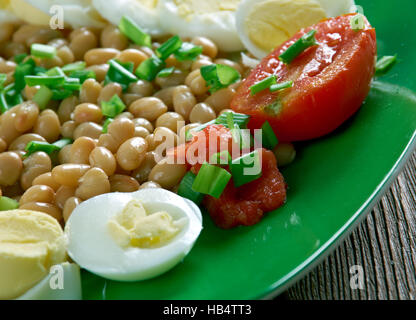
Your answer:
[236,0,356,59]
[65,188,202,282]
[158,0,244,52]
[92,0,165,36]
[23,0,106,28]
[0,1,19,23]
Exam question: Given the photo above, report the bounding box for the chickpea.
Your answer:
[86,64,109,83]
[0,23,14,43]
[58,144,72,164]
[179,123,200,144]
[0,59,16,73]
[219,108,234,116]
[20,152,52,190]
[191,57,213,71]
[115,112,134,121]
[0,42,27,60]
[189,103,216,124]
[132,151,157,184]
[204,87,236,113]
[55,185,76,210]
[73,103,103,124]
[19,202,62,222]
[0,138,7,153]
[127,80,154,97]
[38,56,64,69]
[133,126,150,139]
[20,185,55,206]
[107,117,135,147]
[58,96,79,123]
[84,48,120,66]
[73,122,103,140]
[97,133,119,154]
[9,133,46,151]
[155,69,188,89]
[100,25,128,50]
[52,164,91,187]
[273,143,296,167]
[129,97,168,121]
[79,79,102,104]
[48,38,68,49]
[192,37,218,59]
[70,28,98,61]
[32,172,60,191]
[0,106,21,144]
[56,45,75,65]
[153,127,179,160]
[75,167,110,200]
[89,147,117,176]
[117,49,148,70]
[132,118,154,133]
[116,137,148,171]
[33,110,61,143]
[63,197,82,222]
[139,181,161,190]
[172,85,197,121]
[60,121,77,139]
[122,93,141,107]
[185,69,209,96]
[98,82,123,105]
[70,137,96,164]
[109,174,140,193]
[154,87,175,109]
[13,101,39,133]
[148,158,187,189]
[0,152,23,186]
[156,112,185,133]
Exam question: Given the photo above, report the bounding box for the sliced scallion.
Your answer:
[375,55,397,77]
[156,35,182,61]
[14,53,28,64]
[135,56,165,81]
[102,118,114,133]
[25,141,60,157]
[31,43,57,59]
[230,150,262,188]
[0,92,8,114]
[62,61,86,74]
[105,59,138,90]
[279,29,318,65]
[70,69,96,84]
[269,80,293,92]
[174,42,203,61]
[210,150,232,166]
[101,94,126,118]
[0,196,19,211]
[250,75,277,95]
[201,64,241,93]
[25,75,65,87]
[192,163,231,198]
[14,58,36,92]
[33,86,53,109]
[350,13,365,31]
[157,67,175,78]
[261,121,279,150]
[119,16,151,47]
[177,171,204,205]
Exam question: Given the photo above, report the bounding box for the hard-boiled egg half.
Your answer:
[236,0,357,58]
[158,0,244,51]
[65,188,202,282]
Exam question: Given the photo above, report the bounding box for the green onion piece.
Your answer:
[51,88,73,100]
[62,78,81,91]
[375,55,397,77]
[101,94,126,118]
[350,13,365,31]
[33,86,53,109]
[250,75,277,95]
[25,75,65,87]
[177,171,204,205]
[279,29,318,65]
[210,150,232,166]
[31,43,57,59]
[105,59,138,90]
[0,196,19,211]
[52,138,73,149]
[13,58,36,92]
[270,80,293,92]
[70,69,96,84]
[14,53,28,64]
[192,163,231,198]
[230,150,262,188]
[45,67,66,77]
[3,83,23,107]
[157,67,175,78]
[25,141,60,157]
[119,15,151,47]
[201,64,241,93]
[135,56,165,81]
[62,61,86,74]
[156,35,182,61]
[0,92,8,114]
[102,118,114,133]
[117,60,135,73]
[174,42,203,61]
[261,121,279,150]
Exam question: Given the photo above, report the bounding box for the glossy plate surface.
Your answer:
[82,0,416,299]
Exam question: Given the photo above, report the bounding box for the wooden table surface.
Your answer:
[280,153,416,300]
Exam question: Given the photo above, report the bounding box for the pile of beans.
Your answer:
[0,23,249,224]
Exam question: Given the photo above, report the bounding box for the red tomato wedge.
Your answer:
[231,14,377,142]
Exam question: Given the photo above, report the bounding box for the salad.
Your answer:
[0,0,397,300]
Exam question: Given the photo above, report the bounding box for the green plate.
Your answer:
[81,0,416,299]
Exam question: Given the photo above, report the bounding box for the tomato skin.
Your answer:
[231,14,377,142]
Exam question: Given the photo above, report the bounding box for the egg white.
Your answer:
[65,189,203,282]
[158,0,244,52]
[93,0,165,36]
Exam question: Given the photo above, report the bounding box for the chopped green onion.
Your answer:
[62,61,86,74]
[375,55,397,77]
[25,75,65,87]
[119,16,151,47]
[14,53,28,64]
[227,112,251,150]
[33,86,53,109]
[201,64,241,93]
[279,29,318,65]
[3,83,23,107]
[25,141,60,157]
[117,60,135,73]
[0,196,19,211]
[350,13,366,31]
[192,163,231,198]
[70,69,96,84]
[174,42,203,61]
[102,118,114,133]
[101,94,126,118]
[157,67,175,78]
[230,150,262,188]
[135,56,165,81]
[14,58,36,92]
[62,78,81,91]
[264,100,282,116]
[250,75,277,95]
[52,138,73,149]
[156,35,182,60]
[31,43,57,59]
[45,67,66,77]
[105,59,138,90]
[0,92,8,114]
[210,150,232,166]
[261,121,279,150]
[177,171,204,205]
[51,88,73,100]
[270,80,293,92]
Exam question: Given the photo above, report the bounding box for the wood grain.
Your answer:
[282,153,416,300]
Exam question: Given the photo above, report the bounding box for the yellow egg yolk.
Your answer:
[244,0,327,54]
[174,0,240,20]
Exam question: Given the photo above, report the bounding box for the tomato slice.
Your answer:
[231,14,377,142]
